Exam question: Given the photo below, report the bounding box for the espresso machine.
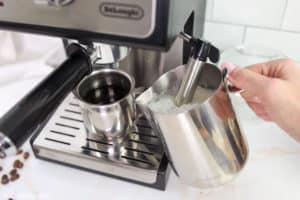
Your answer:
[0,0,208,190]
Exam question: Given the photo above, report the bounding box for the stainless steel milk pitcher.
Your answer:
[136,34,248,188]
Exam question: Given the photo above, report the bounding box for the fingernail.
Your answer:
[221,62,237,73]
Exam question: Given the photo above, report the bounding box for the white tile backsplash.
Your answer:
[282,0,300,32]
[203,22,245,50]
[244,27,300,60]
[204,0,300,62]
[205,0,214,20]
[212,0,286,28]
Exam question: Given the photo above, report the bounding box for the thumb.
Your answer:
[229,66,270,97]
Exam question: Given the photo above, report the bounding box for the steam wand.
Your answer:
[174,32,220,106]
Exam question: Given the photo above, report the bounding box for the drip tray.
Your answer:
[31,94,170,190]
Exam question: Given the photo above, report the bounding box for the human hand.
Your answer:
[222,59,300,142]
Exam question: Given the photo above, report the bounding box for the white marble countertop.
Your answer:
[0,60,300,200]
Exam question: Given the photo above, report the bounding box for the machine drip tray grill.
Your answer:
[31,94,169,190]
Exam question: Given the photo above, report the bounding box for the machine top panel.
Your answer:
[0,0,157,39]
[0,0,206,50]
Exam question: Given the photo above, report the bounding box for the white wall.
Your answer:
[204,0,300,61]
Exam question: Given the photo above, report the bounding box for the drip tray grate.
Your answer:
[31,94,169,190]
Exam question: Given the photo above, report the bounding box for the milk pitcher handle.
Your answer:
[222,68,244,94]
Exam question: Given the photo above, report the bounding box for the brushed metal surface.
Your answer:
[0,0,156,38]
[74,69,136,143]
[118,38,185,88]
[64,38,184,89]
[137,64,249,188]
[32,94,165,184]
[175,58,205,106]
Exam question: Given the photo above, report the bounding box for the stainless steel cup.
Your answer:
[136,64,248,188]
[74,69,135,143]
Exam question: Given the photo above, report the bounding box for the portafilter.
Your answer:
[0,44,92,158]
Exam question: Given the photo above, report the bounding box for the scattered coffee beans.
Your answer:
[9,169,17,176]
[13,160,23,169]
[23,152,30,160]
[1,150,30,190]
[1,174,9,185]
[16,149,23,155]
[10,173,20,182]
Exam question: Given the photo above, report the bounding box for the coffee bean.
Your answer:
[16,149,23,155]
[1,174,9,185]
[23,152,30,160]
[9,169,17,176]
[10,173,19,182]
[13,160,23,169]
